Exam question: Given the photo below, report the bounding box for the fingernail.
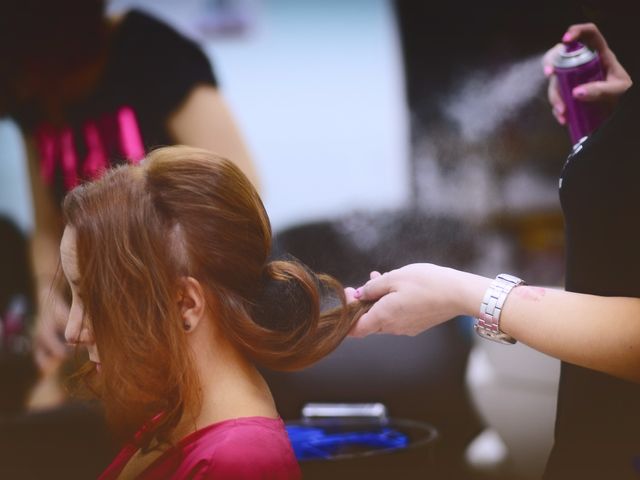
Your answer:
[573,87,587,98]
[354,288,362,299]
[562,32,572,43]
[544,65,553,77]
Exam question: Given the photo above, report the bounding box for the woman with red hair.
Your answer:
[59,145,367,479]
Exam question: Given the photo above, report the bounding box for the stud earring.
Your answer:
[183,321,191,331]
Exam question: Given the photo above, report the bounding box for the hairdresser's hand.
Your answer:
[33,288,69,373]
[543,23,632,125]
[349,264,488,337]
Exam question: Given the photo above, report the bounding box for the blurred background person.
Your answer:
[0,0,257,384]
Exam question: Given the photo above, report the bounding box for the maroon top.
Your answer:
[98,416,301,479]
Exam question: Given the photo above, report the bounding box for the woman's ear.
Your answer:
[177,277,206,332]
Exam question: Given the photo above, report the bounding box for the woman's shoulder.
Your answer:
[114,9,179,37]
[111,8,197,54]
[106,8,217,111]
[176,416,301,479]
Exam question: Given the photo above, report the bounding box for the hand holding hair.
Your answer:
[348,264,489,338]
[348,260,640,383]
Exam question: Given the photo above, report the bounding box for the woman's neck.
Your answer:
[175,330,278,440]
[115,337,277,480]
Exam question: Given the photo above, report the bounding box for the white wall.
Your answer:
[199,0,409,230]
[0,120,32,233]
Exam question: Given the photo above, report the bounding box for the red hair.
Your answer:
[62,146,368,447]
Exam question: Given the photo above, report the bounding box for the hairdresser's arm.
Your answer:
[543,22,632,125]
[167,85,260,190]
[351,263,640,383]
[25,137,69,372]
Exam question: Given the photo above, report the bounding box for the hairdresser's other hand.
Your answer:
[543,23,632,125]
[349,263,488,337]
[33,288,69,373]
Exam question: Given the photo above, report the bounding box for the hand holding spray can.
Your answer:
[553,41,609,145]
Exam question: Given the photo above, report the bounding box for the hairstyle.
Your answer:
[0,0,107,116]
[62,146,369,447]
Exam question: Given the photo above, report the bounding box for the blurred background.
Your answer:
[1,0,630,479]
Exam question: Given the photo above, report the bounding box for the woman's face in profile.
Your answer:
[60,227,101,369]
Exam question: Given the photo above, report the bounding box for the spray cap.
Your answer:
[554,41,597,69]
[564,41,584,53]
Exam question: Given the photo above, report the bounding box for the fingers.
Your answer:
[548,76,566,125]
[344,287,358,304]
[348,270,390,337]
[573,79,632,102]
[36,326,67,360]
[542,43,563,77]
[34,345,51,373]
[34,343,64,376]
[348,311,379,338]
[34,335,65,374]
[550,23,631,110]
[348,294,395,338]
[345,271,383,304]
[542,44,566,125]
[354,272,394,302]
[562,23,608,54]
[33,310,70,373]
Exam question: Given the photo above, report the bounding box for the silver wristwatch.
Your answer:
[474,273,525,345]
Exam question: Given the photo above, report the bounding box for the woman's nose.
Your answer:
[65,320,79,345]
[65,321,93,346]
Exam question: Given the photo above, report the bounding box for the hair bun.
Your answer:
[252,259,319,333]
[238,256,370,371]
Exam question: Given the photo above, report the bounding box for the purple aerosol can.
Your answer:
[553,41,609,145]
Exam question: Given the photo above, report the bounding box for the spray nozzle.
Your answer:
[564,41,584,53]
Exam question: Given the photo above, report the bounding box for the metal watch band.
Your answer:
[475,273,524,345]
